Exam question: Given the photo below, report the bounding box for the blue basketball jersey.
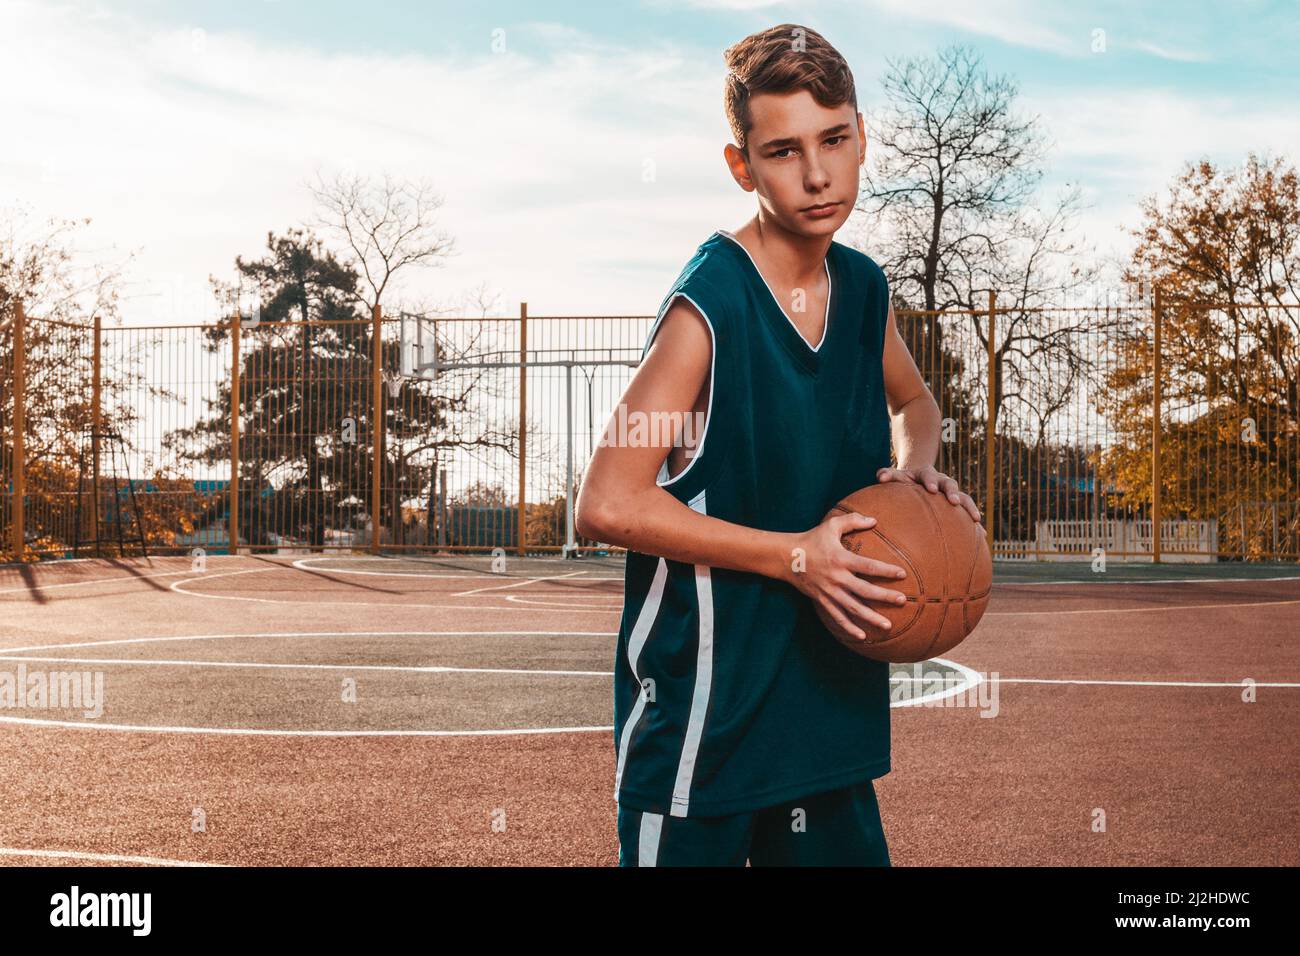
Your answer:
[613,228,895,818]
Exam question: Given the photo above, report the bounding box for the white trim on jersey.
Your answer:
[670,487,714,817]
[637,811,664,866]
[642,290,717,489]
[613,487,717,819]
[715,228,832,353]
[613,555,669,800]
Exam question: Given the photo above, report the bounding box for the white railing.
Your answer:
[996,518,1219,562]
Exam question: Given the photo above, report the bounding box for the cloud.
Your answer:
[658,0,791,10]
[1,0,1294,323]
[1129,40,1214,63]
[0,1,744,320]
[866,0,1079,55]
[1023,84,1300,264]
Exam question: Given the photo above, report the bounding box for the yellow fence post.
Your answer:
[1152,286,1163,564]
[372,304,383,555]
[11,299,25,561]
[230,310,241,557]
[92,314,102,555]
[518,302,528,557]
[985,290,996,557]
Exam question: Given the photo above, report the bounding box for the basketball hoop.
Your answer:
[399,312,440,382]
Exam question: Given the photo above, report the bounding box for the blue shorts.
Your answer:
[617,778,890,867]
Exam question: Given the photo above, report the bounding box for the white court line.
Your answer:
[169,569,621,611]
[0,555,247,572]
[892,657,983,707]
[8,651,1278,688]
[980,676,1300,688]
[0,644,970,692]
[170,571,1300,616]
[0,568,207,594]
[0,630,613,655]
[0,655,609,678]
[504,594,624,608]
[0,715,616,737]
[0,632,978,731]
[31,561,1287,616]
[0,555,586,589]
[453,571,587,596]
[996,574,1300,586]
[293,556,586,581]
[5,558,1295,595]
[0,847,226,867]
[987,597,1300,616]
[2,632,1291,688]
[0,688,981,736]
[0,641,1273,734]
[180,565,1300,610]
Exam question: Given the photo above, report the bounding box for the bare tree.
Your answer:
[0,205,127,328]
[858,43,1048,313]
[964,184,1101,312]
[857,45,1126,546]
[389,279,520,529]
[308,171,457,311]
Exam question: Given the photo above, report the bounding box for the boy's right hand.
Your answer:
[783,512,908,641]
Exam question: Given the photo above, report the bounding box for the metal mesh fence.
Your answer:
[2,295,1296,562]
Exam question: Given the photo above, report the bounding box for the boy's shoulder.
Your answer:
[673,230,741,285]
[830,239,888,295]
[657,231,744,321]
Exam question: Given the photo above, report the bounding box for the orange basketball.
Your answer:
[818,480,992,663]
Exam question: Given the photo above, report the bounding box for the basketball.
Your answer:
[818,480,992,663]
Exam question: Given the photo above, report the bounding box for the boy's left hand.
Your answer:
[876,465,982,524]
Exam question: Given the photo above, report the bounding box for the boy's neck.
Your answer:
[729,216,832,289]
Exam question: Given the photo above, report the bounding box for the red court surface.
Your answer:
[0,553,1295,866]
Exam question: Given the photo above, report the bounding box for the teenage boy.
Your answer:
[577,23,981,867]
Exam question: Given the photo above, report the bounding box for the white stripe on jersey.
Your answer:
[637,811,664,866]
[670,488,714,817]
[613,555,669,799]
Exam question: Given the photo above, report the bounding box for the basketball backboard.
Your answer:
[399,312,439,381]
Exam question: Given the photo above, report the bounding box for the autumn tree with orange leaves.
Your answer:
[1098,153,1300,558]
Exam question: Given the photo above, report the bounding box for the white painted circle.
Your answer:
[0,631,982,733]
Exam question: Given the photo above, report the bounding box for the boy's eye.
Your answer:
[772,136,845,159]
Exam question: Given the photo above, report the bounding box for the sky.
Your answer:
[2,0,1298,324]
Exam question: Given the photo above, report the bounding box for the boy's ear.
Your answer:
[857,112,867,164]
[723,143,755,192]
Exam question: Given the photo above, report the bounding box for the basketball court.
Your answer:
[0,552,1294,866]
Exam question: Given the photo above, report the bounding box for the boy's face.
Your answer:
[725,88,865,239]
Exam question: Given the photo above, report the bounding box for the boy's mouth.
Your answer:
[801,201,841,217]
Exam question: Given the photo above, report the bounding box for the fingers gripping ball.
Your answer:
[817,480,992,663]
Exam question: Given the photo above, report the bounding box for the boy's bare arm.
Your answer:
[576,298,909,637]
[880,302,982,522]
[881,301,941,469]
[575,298,788,577]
